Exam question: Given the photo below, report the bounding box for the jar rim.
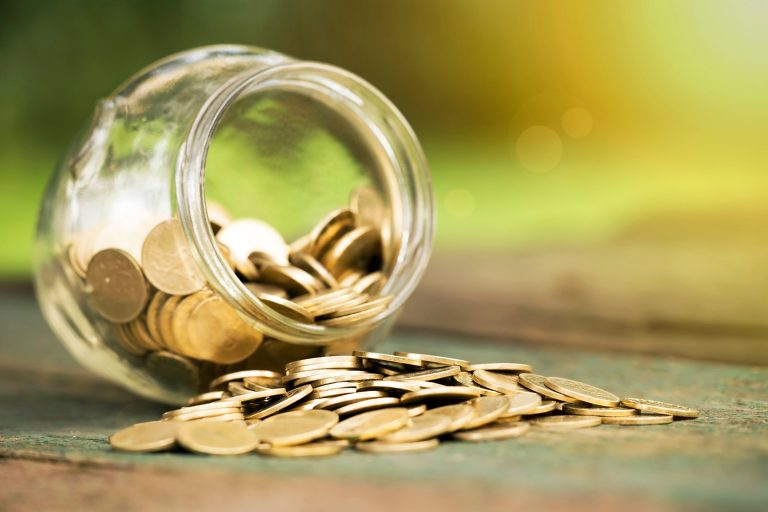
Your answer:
[176,59,434,343]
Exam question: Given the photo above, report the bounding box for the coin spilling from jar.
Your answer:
[109,350,700,456]
[71,186,392,393]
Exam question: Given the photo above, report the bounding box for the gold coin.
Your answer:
[257,441,345,457]
[532,415,602,430]
[86,248,148,323]
[337,271,364,288]
[225,387,287,404]
[329,407,410,441]
[394,352,471,369]
[260,264,322,297]
[453,372,501,396]
[290,398,330,411]
[248,409,339,446]
[335,397,402,417]
[351,271,384,295]
[127,317,162,351]
[307,387,358,400]
[183,296,263,364]
[285,355,360,372]
[380,414,452,444]
[384,366,460,382]
[290,252,340,289]
[244,282,289,300]
[357,380,422,394]
[503,392,543,417]
[157,294,183,351]
[216,218,289,267]
[467,362,533,373]
[288,234,312,256]
[521,400,558,416]
[452,421,530,442]
[109,421,178,452]
[164,400,243,418]
[242,377,285,392]
[258,295,314,323]
[246,384,313,420]
[472,370,524,395]
[462,396,510,430]
[316,391,388,410]
[406,404,427,417]
[356,438,439,453]
[171,290,214,353]
[601,414,674,425]
[298,372,383,388]
[423,403,476,431]
[309,208,356,259]
[141,219,206,295]
[349,185,385,230]
[192,412,245,422]
[518,373,579,403]
[400,387,482,406]
[287,369,366,385]
[544,377,620,408]
[286,360,362,374]
[146,291,170,345]
[320,226,382,278]
[312,382,360,393]
[111,323,147,356]
[620,398,699,418]
[176,421,260,455]
[209,370,282,390]
[187,391,227,406]
[247,250,280,269]
[562,403,638,417]
[169,408,243,422]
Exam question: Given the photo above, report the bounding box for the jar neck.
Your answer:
[176,61,434,343]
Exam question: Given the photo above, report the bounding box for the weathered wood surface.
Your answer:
[1,291,767,511]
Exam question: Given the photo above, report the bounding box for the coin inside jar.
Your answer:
[141,219,206,295]
[86,248,148,323]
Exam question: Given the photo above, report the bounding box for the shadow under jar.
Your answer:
[35,45,434,404]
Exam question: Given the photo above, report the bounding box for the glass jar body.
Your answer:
[35,46,433,404]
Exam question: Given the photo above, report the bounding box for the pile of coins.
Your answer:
[109,350,700,456]
[71,186,391,392]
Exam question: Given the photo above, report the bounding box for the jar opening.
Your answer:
[177,62,434,343]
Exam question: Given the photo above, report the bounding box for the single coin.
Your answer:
[335,397,402,417]
[228,382,253,395]
[601,414,674,425]
[260,264,322,297]
[176,421,260,455]
[286,355,360,372]
[544,377,620,408]
[257,441,345,457]
[248,409,339,446]
[244,282,289,300]
[169,407,243,422]
[316,391,387,410]
[247,251,280,269]
[384,366,460,382]
[400,387,482,406]
[563,403,639,417]
[518,373,580,403]
[453,372,501,396]
[424,403,476,432]
[357,438,440,454]
[142,219,206,295]
[171,290,213,352]
[145,351,200,394]
[503,392,543,417]
[329,407,410,441]
[246,385,313,420]
[86,248,148,323]
[620,398,700,418]
[467,362,534,373]
[462,396,510,430]
[224,387,287,404]
[532,415,602,430]
[290,252,340,289]
[472,370,524,394]
[394,352,471,369]
[309,208,356,259]
[209,370,282,390]
[407,404,428,417]
[452,421,530,442]
[182,296,263,364]
[321,226,382,278]
[145,291,170,345]
[289,369,370,386]
[350,185,385,230]
[109,421,178,452]
[351,271,384,295]
[358,380,422,394]
[187,391,227,406]
[258,295,314,322]
[521,400,558,416]
[216,218,289,267]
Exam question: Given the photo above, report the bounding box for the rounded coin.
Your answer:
[303,372,383,388]
[141,219,207,295]
[462,396,510,430]
[356,438,440,454]
[351,271,384,295]
[335,397,402,417]
[544,377,620,407]
[353,351,423,369]
[176,421,260,455]
[467,362,533,373]
[312,381,361,392]
[246,385,313,420]
[320,226,382,278]
[187,391,227,406]
[400,387,481,406]
[601,414,674,425]
[503,392,543,417]
[257,441,345,457]
[286,360,363,374]
[518,373,580,403]
[216,218,289,267]
[424,403,476,432]
[248,409,339,446]
[452,421,530,442]
[329,407,410,441]
[290,252,340,289]
[209,370,281,390]
[309,208,356,260]
[394,352,471,369]
[165,400,244,418]
[193,413,245,422]
[109,421,178,452]
[157,294,183,350]
[290,398,330,410]
[384,366,460,382]
[307,387,358,400]
[145,291,171,345]
[406,404,427,417]
[472,370,523,394]
[86,248,148,323]
[258,294,314,322]
[562,403,638,417]
[260,265,321,297]
[620,398,699,418]
[169,407,243,422]
[453,372,500,395]
[532,415,602,430]
[171,290,213,352]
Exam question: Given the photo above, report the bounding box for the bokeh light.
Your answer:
[515,126,563,172]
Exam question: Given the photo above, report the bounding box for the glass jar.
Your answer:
[34,45,434,404]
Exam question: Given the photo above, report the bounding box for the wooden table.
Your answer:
[1,289,766,511]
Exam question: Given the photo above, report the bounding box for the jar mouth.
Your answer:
[177,61,434,343]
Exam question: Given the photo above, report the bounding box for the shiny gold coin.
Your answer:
[562,403,638,417]
[146,291,171,345]
[182,296,263,364]
[352,351,423,369]
[193,412,246,422]
[380,414,452,444]
[299,372,383,388]
[467,362,534,373]
[285,355,360,372]
[248,409,339,446]
[141,219,206,295]
[503,392,543,417]
[384,366,460,382]
[246,385,313,420]
[601,414,674,425]
[164,400,243,418]
[286,360,362,374]
[406,404,428,417]
[209,370,282,390]
[394,352,471,369]
[356,438,439,453]
[288,369,369,385]
[109,421,178,452]
[244,282,289,300]
[620,398,699,418]
[471,370,524,395]
[544,377,620,408]
[316,391,388,410]
[290,398,330,410]
[424,403,476,431]
[532,415,602,430]
[157,294,183,351]
[518,373,580,403]
[86,248,148,323]
[335,397,402,417]
[260,264,322,297]
[176,421,260,455]
[187,391,227,406]
[453,372,501,396]
[224,387,287,404]
[400,386,482,406]
[167,407,243,422]
[521,400,558,416]
[320,226,382,278]
[462,396,511,430]
[242,378,285,392]
[257,441,345,457]
[307,387,358,400]
[216,218,289,267]
[306,293,369,318]
[258,295,314,323]
[309,208,356,259]
[357,380,422,394]
[452,421,530,442]
[227,382,252,395]
[171,290,213,353]
[351,271,384,295]
[290,252,340,289]
[329,407,410,441]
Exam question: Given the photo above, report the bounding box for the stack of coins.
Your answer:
[69,186,391,393]
[109,350,700,456]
